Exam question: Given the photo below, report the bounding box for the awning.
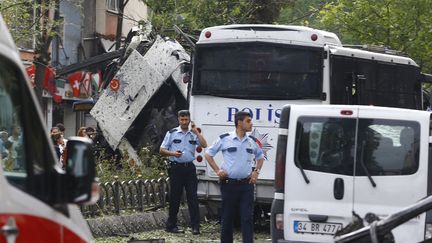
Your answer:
[72,99,95,111]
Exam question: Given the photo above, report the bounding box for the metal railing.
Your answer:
[81,176,170,217]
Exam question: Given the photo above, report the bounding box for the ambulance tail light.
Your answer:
[275,105,290,193]
[196,146,202,153]
[196,155,203,162]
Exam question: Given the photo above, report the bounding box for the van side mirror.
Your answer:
[64,136,96,204]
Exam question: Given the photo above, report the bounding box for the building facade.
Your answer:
[17,0,149,137]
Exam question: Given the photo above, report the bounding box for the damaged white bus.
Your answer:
[188,24,431,217]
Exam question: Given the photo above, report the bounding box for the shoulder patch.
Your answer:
[169,128,177,133]
[248,135,257,142]
[219,133,230,139]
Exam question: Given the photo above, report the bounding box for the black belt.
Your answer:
[170,161,194,167]
[221,177,250,185]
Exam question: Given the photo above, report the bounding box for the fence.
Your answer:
[81,176,170,217]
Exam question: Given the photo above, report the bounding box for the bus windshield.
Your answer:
[192,43,323,100]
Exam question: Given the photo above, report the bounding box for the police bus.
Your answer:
[189,24,429,214]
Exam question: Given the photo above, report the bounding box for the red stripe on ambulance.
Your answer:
[0,214,86,243]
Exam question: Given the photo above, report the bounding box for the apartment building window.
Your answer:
[106,0,119,12]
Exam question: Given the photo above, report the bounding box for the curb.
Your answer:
[87,205,207,237]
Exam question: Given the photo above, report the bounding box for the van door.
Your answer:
[353,108,429,242]
[284,106,358,242]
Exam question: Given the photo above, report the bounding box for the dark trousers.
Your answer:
[166,163,200,230]
[220,183,254,243]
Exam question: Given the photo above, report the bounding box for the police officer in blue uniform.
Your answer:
[160,110,207,235]
[205,111,264,243]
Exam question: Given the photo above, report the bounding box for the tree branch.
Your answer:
[0,1,28,11]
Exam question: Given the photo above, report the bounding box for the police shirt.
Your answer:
[160,126,201,163]
[206,131,264,179]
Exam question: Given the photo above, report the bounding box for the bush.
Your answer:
[95,146,167,182]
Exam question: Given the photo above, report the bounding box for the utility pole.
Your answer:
[33,0,44,107]
[115,0,127,50]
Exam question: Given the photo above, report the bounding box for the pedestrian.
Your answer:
[204,111,264,243]
[159,110,208,235]
[56,123,67,139]
[85,127,96,140]
[77,127,88,138]
[50,132,62,161]
[8,125,21,159]
[0,131,8,159]
[56,123,68,166]
[2,140,14,170]
[50,126,60,134]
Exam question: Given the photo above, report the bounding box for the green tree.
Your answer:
[277,0,329,27]
[1,0,64,106]
[0,0,37,51]
[141,0,292,35]
[317,0,432,73]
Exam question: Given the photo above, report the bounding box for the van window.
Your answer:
[0,61,27,188]
[295,117,356,176]
[356,119,420,175]
[0,56,57,202]
[294,116,420,176]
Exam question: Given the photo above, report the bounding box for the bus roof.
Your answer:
[198,24,342,47]
[330,46,418,66]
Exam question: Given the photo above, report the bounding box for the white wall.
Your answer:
[63,105,76,138]
[96,0,148,37]
[123,0,148,36]
[95,0,106,35]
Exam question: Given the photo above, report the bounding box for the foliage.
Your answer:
[141,0,293,36]
[277,0,329,27]
[1,0,83,105]
[95,146,167,182]
[0,0,39,48]
[317,0,432,73]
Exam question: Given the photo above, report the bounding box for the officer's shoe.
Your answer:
[165,226,184,233]
[192,228,200,235]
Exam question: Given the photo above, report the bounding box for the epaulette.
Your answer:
[219,133,230,139]
[248,135,257,142]
[169,128,177,133]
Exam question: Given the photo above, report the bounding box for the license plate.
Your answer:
[294,220,342,235]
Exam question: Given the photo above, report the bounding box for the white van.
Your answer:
[0,15,96,242]
[271,104,432,243]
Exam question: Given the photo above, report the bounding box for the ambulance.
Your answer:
[0,15,96,243]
